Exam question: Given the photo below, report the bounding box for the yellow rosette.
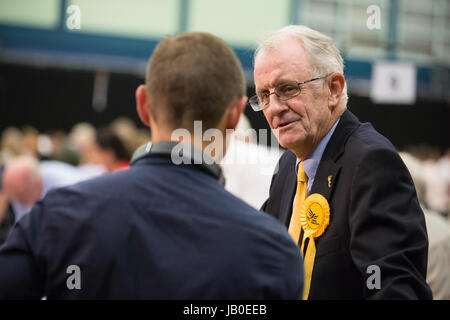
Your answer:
[299,193,330,300]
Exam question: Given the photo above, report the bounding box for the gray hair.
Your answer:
[255,25,348,108]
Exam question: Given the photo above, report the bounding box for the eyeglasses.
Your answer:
[249,74,330,111]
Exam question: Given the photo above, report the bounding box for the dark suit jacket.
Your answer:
[262,110,432,299]
[0,153,303,299]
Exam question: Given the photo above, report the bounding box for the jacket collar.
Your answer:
[309,109,361,200]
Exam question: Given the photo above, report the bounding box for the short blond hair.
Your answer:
[146,32,246,131]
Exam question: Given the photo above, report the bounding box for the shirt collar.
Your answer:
[296,118,340,182]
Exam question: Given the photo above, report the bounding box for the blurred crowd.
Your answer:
[401,145,450,220]
[0,114,284,243]
[398,148,450,299]
[0,118,150,170]
[0,118,150,243]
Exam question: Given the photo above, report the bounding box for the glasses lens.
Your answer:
[277,83,301,101]
[249,95,263,111]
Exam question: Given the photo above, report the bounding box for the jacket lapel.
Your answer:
[310,162,341,201]
[310,109,361,201]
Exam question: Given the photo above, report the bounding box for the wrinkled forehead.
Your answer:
[254,39,312,90]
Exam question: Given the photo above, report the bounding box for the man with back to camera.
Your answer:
[0,32,304,299]
[252,25,432,299]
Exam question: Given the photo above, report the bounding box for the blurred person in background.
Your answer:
[444,149,450,220]
[47,130,79,166]
[400,152,450,300]
[69,122,98,165]
[43,131,68,160]
[221,114,281,209]
[253,25,431,299]
[94,127,130,171]
[423,149,450,218]
[0,32,303,299]
[69,122,107,176]
[22,126,40,158]
[0,128,32,242]
[1,156,43,220]
[404,145,450,220]
[0,127,25,164]
[0,155,97,223]
[110,117,143,158]
[0,165,15,245]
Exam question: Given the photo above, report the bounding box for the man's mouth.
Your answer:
[276,120,297,129]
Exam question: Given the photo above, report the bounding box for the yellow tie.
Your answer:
[300,233,315,299]
[288,162,314,300]
[288,162,308,244]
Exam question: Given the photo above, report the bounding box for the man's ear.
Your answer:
[136,85,151,127]
[327,73,345,109]
[226,96,248,130]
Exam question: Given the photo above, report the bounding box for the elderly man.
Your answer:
[0,32,303,299]
[0,155,101,223]
[252,25,432,299]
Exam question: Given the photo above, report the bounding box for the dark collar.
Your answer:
[321,109,361,163]
[309,109,361,199]
[130,141,225,186]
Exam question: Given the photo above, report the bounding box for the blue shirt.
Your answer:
[293,118,340,212]
[299,119,340,193]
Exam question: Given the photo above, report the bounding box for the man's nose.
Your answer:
[267,92,288,113]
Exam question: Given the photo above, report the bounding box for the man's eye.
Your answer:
[280,85,296,93]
